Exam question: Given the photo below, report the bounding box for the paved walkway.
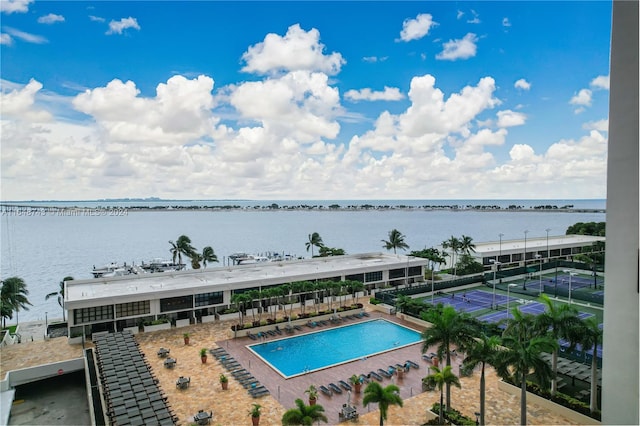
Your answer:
[1,308,581,425]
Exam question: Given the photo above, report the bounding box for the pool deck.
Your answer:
[2,306,581,425]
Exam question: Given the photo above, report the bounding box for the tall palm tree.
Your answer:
[442,236,461,276]
[461,334,502,426]
[381,229,409,254]
[201,246,218,267]
[45,276,73,322]
[230,292,251,324]
[190,252,202,269]
[459,235,476,255]
[495,308,557,426]
[281,398,328,425]
[169,235,196,265]
[1,277,32,326]
[423,365,461,425]
[421,305,474,410]
[306,232,324,257]
[534,294,583,394]
[579,317,603,414]
[362,381,403,426]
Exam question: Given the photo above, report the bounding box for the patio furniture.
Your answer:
[164,358,177,369]
[157,348,170,358]
[193,410,212,425]
[176,376,190,389]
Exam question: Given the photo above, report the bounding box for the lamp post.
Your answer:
[498,233,504,262]
[545,228,551,260]
[535,254,543,295]
[523,230,529,290]
[506,284,517,319]
[431,261,435,305]
[563,270,577,305]
[489,259,500,309]
[45,312,48,340]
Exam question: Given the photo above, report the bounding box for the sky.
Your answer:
[0,0,612,201]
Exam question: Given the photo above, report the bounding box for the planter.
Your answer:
[201,356,207,364]
[122,326,139,335]
[143,323,171,332]
[201,315,216,323]
[309,397,317,406]
[67,335,83,345]
[175,318,191,328]
[221,381,228,390]
[354,383,362,394]
[251,416,260,426]
[184,337,190,345]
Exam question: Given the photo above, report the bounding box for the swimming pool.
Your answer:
[247,319,422,378]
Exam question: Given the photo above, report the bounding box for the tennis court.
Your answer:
[427,295,486,313]
[478,301,595,324]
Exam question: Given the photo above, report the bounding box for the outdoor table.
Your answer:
[194,410,212,425]
[157,348,170,358]
[176,376,190,389]
[164,358,177,368]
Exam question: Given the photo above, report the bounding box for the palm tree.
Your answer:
[362,381,403,426]
[461,334,501,426]
[190,252,202,269]
[381,229,409,254]
[579,317,603,414]
[169,235,196,265]
[45,276,73,322]
[534,294,583,394]
[395,294,412,314]
[459,235,476,255]
[1,277,32,326]
[495,308,557,426]
[421,305,474,410]
[201,246,218,267]
[306,232,324,257]
[281,398,328,425]
[230,292,251,324]
[442,236,461,276]
[423,365,461,425]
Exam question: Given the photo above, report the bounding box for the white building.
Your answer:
[64,252,427,337]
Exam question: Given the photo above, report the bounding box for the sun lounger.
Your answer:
[293,325,302,331]
[362,311,370,317]
[250,388,270,398]
[328,383,343,394]
[378,368,392,378]
[231,369,249,377]
[233,372,252,381]
[225,362,241,370]
[406,360,419,369]
[319,385,333,396]
[359,374,370,384]
[247,332,258,340]
[210,348,226,355]
[369,371,383,381]
[248,384,266,394]
[338,380,352,391]
[274,326,282,335]
[242,380,260,389]
[306,322,317,328]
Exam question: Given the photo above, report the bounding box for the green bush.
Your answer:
[430,404,476,426]
[369,298,381,305]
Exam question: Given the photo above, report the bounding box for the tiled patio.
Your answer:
[2,306,582,425]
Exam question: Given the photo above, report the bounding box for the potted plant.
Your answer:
[199,348,208,364]
[219,373,228,390]
[349,374,362,394]
[305,385,318,405]
[248,403,261,425]
[183,332,190,345]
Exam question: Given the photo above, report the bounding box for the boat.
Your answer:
[91,262,134,278]
[228,252,298,265]
[140,258,186,273]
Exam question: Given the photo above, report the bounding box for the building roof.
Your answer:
[471,234,605,256]
[65,252,426,308]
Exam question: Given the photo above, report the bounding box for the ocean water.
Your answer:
[0,200,605,322]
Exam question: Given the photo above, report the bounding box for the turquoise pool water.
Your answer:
[247,319,422,378]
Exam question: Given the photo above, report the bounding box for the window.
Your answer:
[160,295,193,312]
[116,301,150,318]
[408,266,422,276]
[74,305,114,324]
[389,268,405,279]
[365,271,383,282]
[345,273,364,282]
[195,291,223,307]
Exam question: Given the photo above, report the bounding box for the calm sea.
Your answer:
[1,199,605,322]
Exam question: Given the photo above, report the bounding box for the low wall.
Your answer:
[498,380,600,425]
[1,358,85,388]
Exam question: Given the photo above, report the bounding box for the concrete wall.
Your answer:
[601,1,639,425]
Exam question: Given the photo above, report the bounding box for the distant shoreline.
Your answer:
[0,203,606,215]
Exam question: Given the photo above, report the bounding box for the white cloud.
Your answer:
[514,78,531,90]
[89,15,105,23]
[0,79,53,121]
[362,56,388,63]
[38,13,65,24]
[467,10,481,24]
[436,33,478,61]
[0,0,32,14]
[590,75,609,90]
[241,24,344,75]
[456,10,464,20]
[106,17,140,35]
[502,17,511,27]
[3,27,47,44]
[0,33,12,45]
[399,13,437,42]
[569,88,592,113]
[344,87,404,102]
[496,110,527,127]
[583,118,608,132]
